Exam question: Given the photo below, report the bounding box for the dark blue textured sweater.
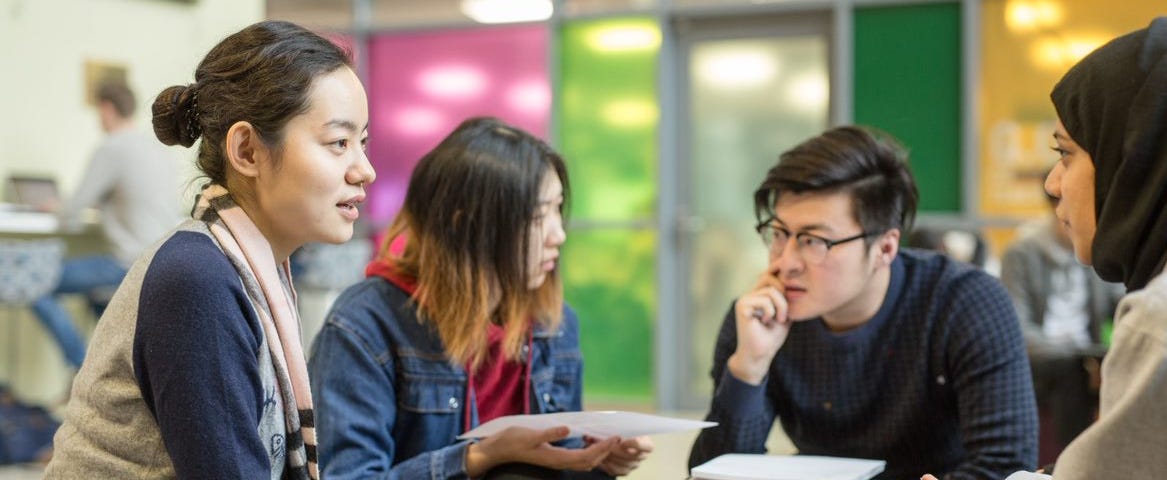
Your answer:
[689,249,1038,480]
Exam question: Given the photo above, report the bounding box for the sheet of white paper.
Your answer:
[456,411,716,439]
[691,454,886,480]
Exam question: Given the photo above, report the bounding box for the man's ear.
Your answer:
[224,121,267,179]
[876,229,901,267]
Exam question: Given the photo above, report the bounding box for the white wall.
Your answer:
[0,0,263,196]
[0,0,262,404]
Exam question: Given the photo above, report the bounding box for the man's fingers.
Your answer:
[763,287,788,324]
[754,269,782,291]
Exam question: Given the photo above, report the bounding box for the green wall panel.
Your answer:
[556,17,659,221]
[561,229,656,402]
[555,17,659,403]
[854,3,962,212]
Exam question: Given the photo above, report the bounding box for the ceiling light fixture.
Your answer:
[460,0,553,25]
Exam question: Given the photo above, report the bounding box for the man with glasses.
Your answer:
[688,126,1037,479]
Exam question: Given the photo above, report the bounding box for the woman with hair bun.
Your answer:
[45,20,374,480]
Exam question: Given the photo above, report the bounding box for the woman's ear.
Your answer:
[224,121,268,179]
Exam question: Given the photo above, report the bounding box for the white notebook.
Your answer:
[691,454,885,480]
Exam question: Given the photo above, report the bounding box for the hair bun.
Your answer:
[152,84,200,147]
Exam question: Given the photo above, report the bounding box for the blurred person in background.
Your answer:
[30,79,181,370]
[1000,188,1123,455]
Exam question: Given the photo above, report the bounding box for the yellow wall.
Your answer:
[979,0,1164,219]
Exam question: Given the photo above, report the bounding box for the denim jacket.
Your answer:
[308,276,584,480]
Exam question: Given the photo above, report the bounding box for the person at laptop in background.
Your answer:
[688,126,1037,479]
[30,79,181,370]
[999,187,1122,457]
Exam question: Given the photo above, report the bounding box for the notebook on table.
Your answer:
[691,454,885,480]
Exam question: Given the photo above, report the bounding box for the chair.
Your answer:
[0,239,65,382]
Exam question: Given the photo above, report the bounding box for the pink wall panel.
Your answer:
[365,25,551,226]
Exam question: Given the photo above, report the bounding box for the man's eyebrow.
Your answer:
[773,217,832,233]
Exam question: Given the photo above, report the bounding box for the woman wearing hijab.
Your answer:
[1037,16,1167,479]
[926,16,1167,480]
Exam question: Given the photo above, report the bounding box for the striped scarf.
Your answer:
[193,184,318,479]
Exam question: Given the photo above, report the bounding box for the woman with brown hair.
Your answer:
[46,20,374,479]
[309,117,652,479]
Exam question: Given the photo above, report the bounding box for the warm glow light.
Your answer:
[506,80,551,114]
[460,0,552,24]
[1065,38,1105,61]
[416,64,488,100]
[1005,0,1063,33]
[394,107,446,136]
[786,71,829,112]
[600,99,658,128]
[697,50,778,89]
[586,25,661,52]
[1030,33,1109,71]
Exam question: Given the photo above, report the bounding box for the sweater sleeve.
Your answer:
[132,232,271,479]
[1052,279,1167,478]
[999,244,1050,352]
[688,302,776,471]
[942,272,1039,480]
[58,142,119,230]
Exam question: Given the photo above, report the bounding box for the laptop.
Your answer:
[3,175,60,210]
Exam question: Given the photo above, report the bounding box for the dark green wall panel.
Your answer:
[854,3,962,212]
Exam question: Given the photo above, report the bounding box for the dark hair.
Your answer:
[151,20,353,184]
[382,116,570,368]
[96,80,136,118]
[1051,17,1167,290]
[753,125,919,243]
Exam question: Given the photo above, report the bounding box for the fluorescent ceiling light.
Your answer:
[460,0,553,24]
[600,99,658,128]
[786,70,829,112]
[696,49,778,90]
[587,25,661,52]
[417,64,488,100]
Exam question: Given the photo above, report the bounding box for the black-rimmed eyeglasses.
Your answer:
[755,220,877,264]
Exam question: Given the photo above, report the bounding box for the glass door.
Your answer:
[671,12,832,409]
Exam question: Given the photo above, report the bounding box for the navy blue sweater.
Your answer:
[689,249,1038,480]
[134,231,273,478]
[45,226,287,479]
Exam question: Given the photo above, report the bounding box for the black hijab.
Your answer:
[1051,17,1167,291]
